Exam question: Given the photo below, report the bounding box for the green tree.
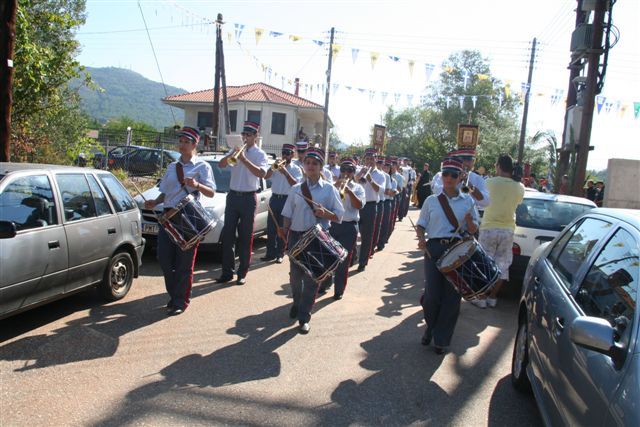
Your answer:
[103,116,158,133]
[11,0,95,163]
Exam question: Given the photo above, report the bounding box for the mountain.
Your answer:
[75,67,187,130]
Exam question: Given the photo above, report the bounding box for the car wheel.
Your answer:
[511,317,532,392]
[100,251,134,301]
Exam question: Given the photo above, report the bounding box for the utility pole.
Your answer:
[212,13,230,152]
[572,0,607,196]
[557,0,588,191]
[0,0,17,162]
[517,37,537,165]
[321,27,335,162]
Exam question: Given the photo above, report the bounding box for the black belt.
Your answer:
[429,237,461,245]
[341,220,358,224]
[272,193,288,198]
[365,201,377,205]
[230,190,256,196]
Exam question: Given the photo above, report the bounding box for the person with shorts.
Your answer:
[473,154,525,308]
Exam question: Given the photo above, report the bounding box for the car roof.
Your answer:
[523,191,596,206]
[588,208,640,230]
[0,162,103,174]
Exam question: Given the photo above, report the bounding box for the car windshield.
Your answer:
[207,161,231,192]
[166,151,180,161]
[516,198,594,231]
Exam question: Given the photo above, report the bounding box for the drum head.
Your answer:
[437,240,475,272]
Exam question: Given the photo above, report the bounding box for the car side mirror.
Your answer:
[0,220,17,239]
[570,316,626,369]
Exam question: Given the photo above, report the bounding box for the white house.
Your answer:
[162,82,331,154]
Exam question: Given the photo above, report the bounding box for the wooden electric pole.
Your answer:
[557,0,588,192]
[321,27,335,161]
[572,0,607,196]
[212,13,230,152]
[0,0,17,162]
[517,38,537,165]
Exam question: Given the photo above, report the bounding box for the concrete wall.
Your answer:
[604,158,640,209]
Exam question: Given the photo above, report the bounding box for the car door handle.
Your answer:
[107,228,117,234]
[555,317,565,331]
[48,240,60,249]
[533,276,541,289]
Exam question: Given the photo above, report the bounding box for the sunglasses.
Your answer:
[241,132,256,137]
[281,151,293,156]
[340,167,355,173]
[442,171,460,179]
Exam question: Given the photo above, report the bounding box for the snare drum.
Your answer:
[288,224,348,284]
[158,194,217,251]
[436,238,500,301]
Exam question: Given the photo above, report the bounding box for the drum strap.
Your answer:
[176,162,198,196]
[301,181,315,212]
[437,193,459,232]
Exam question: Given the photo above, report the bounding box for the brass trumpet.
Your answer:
[338,179,353,199]
[271,158,286,170]
[227,144,247,166]
[356,166,373,183]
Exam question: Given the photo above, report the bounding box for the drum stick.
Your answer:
[266,202,286,241]
[408,215,428,256]
[292,190,322,209]
[129,180,148,202]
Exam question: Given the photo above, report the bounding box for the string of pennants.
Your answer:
[162,2,640,119]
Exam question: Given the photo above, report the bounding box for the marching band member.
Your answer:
[390,158,405,234]
[431,149,490,210]
[326,152,341,181]
[281,148,345,334]
[145,127,216,316]
[319,157,365,299]
[262,143,303,263]
[356,148,385,272]
[416,158,479,354]
[217,121,270,285]
[371,156,391,252]
[293,141,308,171]
[376,158,397,252]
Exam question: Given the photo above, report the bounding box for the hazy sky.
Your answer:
[77,0,640,170]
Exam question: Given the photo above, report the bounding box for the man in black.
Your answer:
[585,180,597,202]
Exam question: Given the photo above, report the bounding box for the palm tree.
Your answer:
[531,130,558,191]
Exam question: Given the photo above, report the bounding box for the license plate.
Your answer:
[142,223,159,235]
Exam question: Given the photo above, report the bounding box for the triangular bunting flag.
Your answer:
[381,91,388,104]
[255,28,264,45]
[634,102,640,119]
[477,74,489,81]
[332,84,339,95]
[504,81,512,99]
[370,52,380,70]
[596,95,606,114]
[389,55,400,62]
[269,31,283,38]
[471,96,478,109]
[289,34,302,42]
[351,48,359,64]
[458,95,465,109]
[408,60,415,78]
[425,63,435,81]
[445,96,451,108]
[312,40,325,46]
[407,94,414,105]
[394,93,401,104]
[497,93,504,107]
[620,103,628,118]
[234,23,245,39]
[369,90,376,102]
[332,44,342,58]
[357,88,366,94]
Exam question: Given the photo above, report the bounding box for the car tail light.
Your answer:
[512,242,521,256]
[108,159,115,166]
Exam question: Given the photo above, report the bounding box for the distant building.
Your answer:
[162,82,331,154]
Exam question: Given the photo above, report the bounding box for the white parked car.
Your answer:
[510,191,596,281]
[136,153,273,251]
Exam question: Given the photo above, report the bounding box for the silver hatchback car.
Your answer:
[512,208,640,426]
[0,163,145,319]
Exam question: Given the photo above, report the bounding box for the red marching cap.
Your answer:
[441,158,464,173]
[340,157,356,167]
[305,147,325,164]
[364,148,378,157]
[450,149,476,159]
[177,126,201,144]
[242,121,260,134]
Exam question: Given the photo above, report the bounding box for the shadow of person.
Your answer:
[488,375,542,426]
[322,312,449,425]
[0,277,233,370]
[376,253,424,318]
[92,303,301,426]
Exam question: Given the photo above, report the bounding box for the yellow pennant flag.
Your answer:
[290,34,302,42]
[477,74,489,80]
[408,60,415,78]
[227,31,232,44]
[444,66,454,73]
[620,103,628,118]
[255,28,264,45]
[332,44,342,58]
[370,52,379,70]
[504,80,512,98]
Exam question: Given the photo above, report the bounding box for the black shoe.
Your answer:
[318,286,328,295]
[260,256,276,262]
[216,275,233,284]
[434,346,446,355]
[357,265,365,272]
[275,257,284,264]
[167,307,184,316]
[298,321,310,334]
[289,305,298,319]
[166,301,173,309]
[421,330,432,346]
[236,277,246,285]
[333,294,343,300]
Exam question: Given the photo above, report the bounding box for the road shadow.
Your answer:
[0,278,234,367]
[90,302,300,426]
[376,250,424,318]
[488,375,542,426]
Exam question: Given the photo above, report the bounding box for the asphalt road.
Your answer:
[0,208,541,426]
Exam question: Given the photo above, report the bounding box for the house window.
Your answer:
[271,112,286,135]
[247,110,261,126]
[229,110,237,132]
[197,112,213,129]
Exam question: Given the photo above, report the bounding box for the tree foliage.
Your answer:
[11,0,95,163]
[383,50,548,176]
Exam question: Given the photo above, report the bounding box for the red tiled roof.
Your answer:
[163,82,323,109]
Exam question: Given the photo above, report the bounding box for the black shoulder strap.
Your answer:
[437,193,459,231]
[175,162,185,185]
